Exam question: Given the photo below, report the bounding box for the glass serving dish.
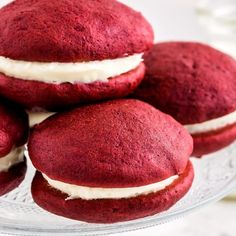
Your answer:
[0,142,236,236]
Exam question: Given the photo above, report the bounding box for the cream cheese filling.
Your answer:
[0,147,24,172]
[27,111,56,127]
[0,54,143,84]
[42,173,178,200]
[184,110,236,134]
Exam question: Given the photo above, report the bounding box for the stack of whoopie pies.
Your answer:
[0,0,234,224]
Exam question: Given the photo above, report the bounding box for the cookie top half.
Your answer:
[133,42,236,124]
[0,0,154,62]
[28,99,193,188]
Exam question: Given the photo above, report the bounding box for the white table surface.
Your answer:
[0,1,236,236]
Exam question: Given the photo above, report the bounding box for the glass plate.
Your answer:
[0,142,236,236]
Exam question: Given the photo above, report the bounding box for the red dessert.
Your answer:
[132,42,236,156]
[29,99,193,223]
[0,99,28,196]
[0,0,154,110]
[0,160,26,196]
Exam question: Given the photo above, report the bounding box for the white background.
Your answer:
[120,0,208,42]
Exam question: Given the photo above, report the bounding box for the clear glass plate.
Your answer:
[0,142,236,236]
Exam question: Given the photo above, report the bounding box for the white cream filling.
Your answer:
[0,54,143,84]
[27,111,56,127]
[185,110,236,134]
[0,147,24,172]
[42,174,178,200]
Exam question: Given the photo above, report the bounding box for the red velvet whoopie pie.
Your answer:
[0,0,154,111]
[29,99,194,223]
[0,99,28,196]
[132,42,236,157]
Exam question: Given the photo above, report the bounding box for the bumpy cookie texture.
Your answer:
[0,99,29,157]
[0,0,154,62]
[192,123,236,157]
[0,159,26,196]
[31,162,194,223]
[133,42,236,124]
[0,0,153,110]
[0,63,145,111]
[28,99,193,187]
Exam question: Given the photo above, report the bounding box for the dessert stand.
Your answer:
[0,142,236,236]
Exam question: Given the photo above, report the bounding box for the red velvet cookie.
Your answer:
[0,0,154,111]
[0,159,26,196]
[0,99,28,196]
[132,42,236,157]
[0,99,28,156]
[29,99,193,223]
